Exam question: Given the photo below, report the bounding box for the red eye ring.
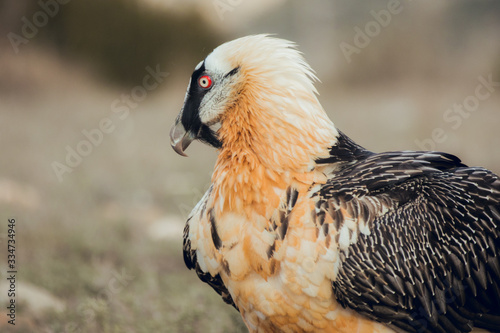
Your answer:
[198,75,212,89]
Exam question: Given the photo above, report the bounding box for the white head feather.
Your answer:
[176,34,339,170]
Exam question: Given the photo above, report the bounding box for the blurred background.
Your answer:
[0,0,499,332]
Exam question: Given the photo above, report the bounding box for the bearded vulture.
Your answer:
[170,35,500,333]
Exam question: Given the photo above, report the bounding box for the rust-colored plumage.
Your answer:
[171,35,500,332]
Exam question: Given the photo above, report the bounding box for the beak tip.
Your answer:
[170,120,194,157]
[171,142,188,157]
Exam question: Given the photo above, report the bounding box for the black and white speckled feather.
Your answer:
[311,133,500,333]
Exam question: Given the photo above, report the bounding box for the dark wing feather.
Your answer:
[317,151,500,332]
[183,213,238,310]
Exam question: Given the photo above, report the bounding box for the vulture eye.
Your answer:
[198,75,213,89]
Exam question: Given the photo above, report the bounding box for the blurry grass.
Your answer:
[41,271,246,333]
[1,199,246,332]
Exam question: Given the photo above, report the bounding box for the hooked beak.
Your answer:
[170,118,196,157]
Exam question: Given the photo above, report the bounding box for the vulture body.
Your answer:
[170,35,500,333]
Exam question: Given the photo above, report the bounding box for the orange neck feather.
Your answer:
[211,80,338,218]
